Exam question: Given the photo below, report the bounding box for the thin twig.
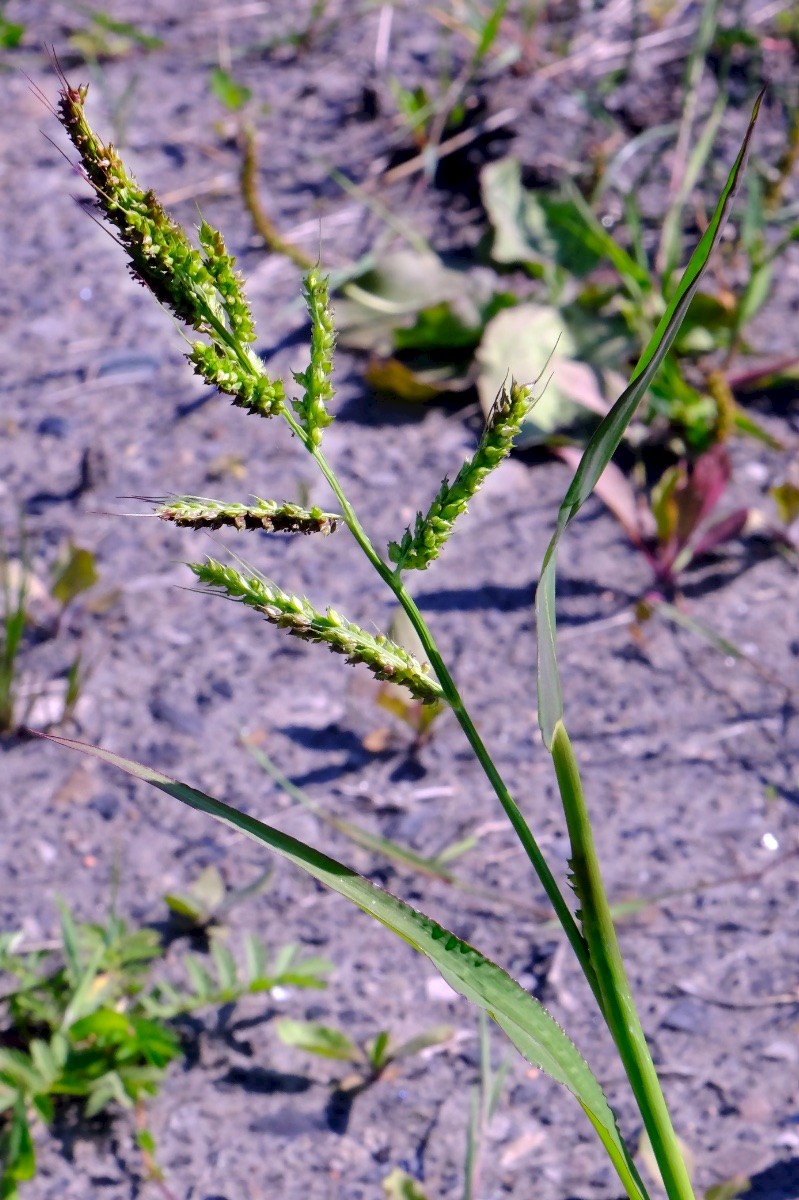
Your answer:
[239,125,314,270]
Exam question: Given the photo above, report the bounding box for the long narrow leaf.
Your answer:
[536,93,762,748]
[43,733,649,1200]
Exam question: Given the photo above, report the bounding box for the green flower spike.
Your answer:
[389,379,536,572]
[58,82,283,419]
[292,269,336,445]
[192,559,444,705]
[155,496,339,536]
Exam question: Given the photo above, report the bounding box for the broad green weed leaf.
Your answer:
[383,1168,430,1199]
[388,1025,453,1061]
[44,735,649,1200]
[393,296,515,352]
[482,157,633,282]
[50,545,98,608]
[209,67,252,110]
[771,482,799,527]
[5,1100,35,1182]
[69,1009,131,1043]
[276,1019,362,1062]
[477,304,592,444]
[335,251,489,356]
[481,157,552,268]
[210,941,238,992]
[536,93,763,747]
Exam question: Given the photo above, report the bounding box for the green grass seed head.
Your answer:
[155,496,338,535]
[292,269,336,444]
[59,82,285,420]
[191,558,444,704]
[390,379,534,571]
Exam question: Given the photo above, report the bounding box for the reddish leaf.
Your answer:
[688,507,748,561]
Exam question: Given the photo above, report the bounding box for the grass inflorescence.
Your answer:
[389,378,537,571]
[46,77,767,1200]
[191,559,443,704]
[154,496,339,536]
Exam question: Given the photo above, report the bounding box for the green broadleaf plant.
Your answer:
[44,79,763,1198]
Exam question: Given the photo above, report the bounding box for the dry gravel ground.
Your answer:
[1,3,799,1199]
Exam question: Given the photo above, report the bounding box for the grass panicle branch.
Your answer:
[187,341,284,419]
[154,496,339,536]
[292,269,337,445]
[191,558,444,704]
[389,379,535,572]
[59,83,285,420]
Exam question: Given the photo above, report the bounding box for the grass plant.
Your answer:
[41,75,766,1199]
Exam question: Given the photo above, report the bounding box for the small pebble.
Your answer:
[36,415,69,438]
[660,998,710,1036]
[761,1040,798,1062]
[149,693,204,736]
[90,792,119,822]
[426,975,457,1003]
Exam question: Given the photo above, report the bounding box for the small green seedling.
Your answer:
[209,67,252,113]
[162,863,272,936]
[0,540,27,734]
[0,535,97,735]
[382,1169,430,1200]
[0,2,23,49]
[276,1017,452,1100]
[276,1018,452,1137]
[67,9,163,62]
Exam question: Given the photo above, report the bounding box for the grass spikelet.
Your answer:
[191,559,444,704]
[155,497,339,535]
[389,379,535,572]
[292,269,336,445]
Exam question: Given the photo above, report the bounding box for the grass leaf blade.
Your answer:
[43,733,649,1200]
[536,92,763,748]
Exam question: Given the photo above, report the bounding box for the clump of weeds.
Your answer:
[0,885,332,1197]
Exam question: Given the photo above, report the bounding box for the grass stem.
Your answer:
[551,721,695,1200]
